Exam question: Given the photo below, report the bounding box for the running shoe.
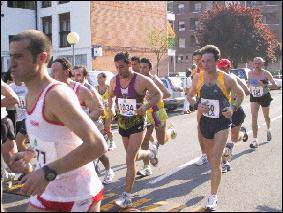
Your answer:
[205,194,218,211]
[137,165,153,176]
[108,140,117,151]
[267,130,272,142]
[103,169,115,185]
[194,154,208,166]
[222,161,231,173]
[149,147,159,167]
[114,192,133,208]
[224,143,233,162]
[250,140,259,149]
[240,126,248,142]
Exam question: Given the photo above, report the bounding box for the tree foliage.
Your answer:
[196,3,281,68]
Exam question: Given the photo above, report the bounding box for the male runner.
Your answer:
[217,58,249,172]
[130,56,141,73]
[247,57,278,148]
[95,72,117,151]
[106,52,162,208]
[52,58,115,185]
[188,45,245,211]
[137,58,175,176]
[9,30,107,212]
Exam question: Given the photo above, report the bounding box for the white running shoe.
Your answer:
[108,140,117,151]
[114,192,133,208]
[149,147,159,167]
[205,194,218,211]
[250,140,259,149]
[103,169,115,185]
[194,154,208,166]
[137,165,153,176]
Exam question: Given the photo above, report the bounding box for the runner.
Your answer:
[187,45,245,211]
[9,30,107,212]
[130,56,141,73]
[247,57,279,149]
[137,57,175,176]
[52,58,115,185]
[106,52,162,208]
[184,68,193,114]
[217,58,250,172]
[9,72,29,152]
[190,49,209,166]
[95,72,117,151]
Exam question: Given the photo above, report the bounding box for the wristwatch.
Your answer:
[42,165,57,181]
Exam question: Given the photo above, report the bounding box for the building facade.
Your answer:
[170,1,282,73]
[1,1,168,76]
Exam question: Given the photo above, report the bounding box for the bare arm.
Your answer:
[1,80,19,107]
[229,76,245,109]
[142,77,162,110]
[187,74,200,106]
[265,70,279,90]
[152,76,171,99]
[236,77,250,96]
[45,86,107,175]
[105,77,116,130]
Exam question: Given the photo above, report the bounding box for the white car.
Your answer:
[273,74,282,89]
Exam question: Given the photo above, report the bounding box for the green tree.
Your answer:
[148,27,168,76]
[196,3,281,68]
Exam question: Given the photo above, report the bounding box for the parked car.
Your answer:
[87,70,115,87]
[273,74,282,89]
[161,77,185,110]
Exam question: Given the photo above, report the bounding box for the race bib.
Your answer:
[30,136,57,169]
[250,86,263,97]
[118,98,136,117]
[18,96,26,109]
[201,98,220,119]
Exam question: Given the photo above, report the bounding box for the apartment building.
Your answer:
[1,1,168,76]
[170,1,282,73]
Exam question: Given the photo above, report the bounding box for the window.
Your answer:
[7,1,35,9]
[178,55,184,63]
[206,1,213,9]
[59,13,71,48]
[178,21,185,32]
[262,13,279,24]
[58,1,70,4]
[194,3,202,11]
[42,16,52,42]
[41,1,51,8]
[179,38,185,48]
[185,55,189,62]
[167,1,174,13]
[190,18,197,30]
[75,54,87,66]
[178,3,184,14]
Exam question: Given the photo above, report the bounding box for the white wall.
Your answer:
[37,1,92,71]
[1,1,36,72]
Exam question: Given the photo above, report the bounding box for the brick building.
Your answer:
[169,1,282,74]
[1,1,168,76]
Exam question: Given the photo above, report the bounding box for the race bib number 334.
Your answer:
[118,98,136,117]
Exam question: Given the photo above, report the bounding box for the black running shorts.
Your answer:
[1,117,16,143]
[199,115,232,140]
[250,92,273,107]
[119,121,146,138]
[231,106,246,128]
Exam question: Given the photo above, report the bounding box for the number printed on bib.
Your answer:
[30,136,57,169]
[201,98,220,119]
[250,86,263,97]
[118,98,136,117]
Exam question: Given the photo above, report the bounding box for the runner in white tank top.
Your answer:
[9,30,107,212]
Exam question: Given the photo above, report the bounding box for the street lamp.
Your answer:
[67,32,80,67]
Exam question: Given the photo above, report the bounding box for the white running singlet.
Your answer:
[25,82,103,202]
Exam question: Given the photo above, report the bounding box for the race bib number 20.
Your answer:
[201,98,220,119]
[118,98,136,117]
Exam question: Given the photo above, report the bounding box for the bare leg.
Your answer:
[251,102,260,138]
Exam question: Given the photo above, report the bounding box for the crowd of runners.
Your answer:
[1,30,279,212]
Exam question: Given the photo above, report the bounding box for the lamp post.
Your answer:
[67,32,80,67]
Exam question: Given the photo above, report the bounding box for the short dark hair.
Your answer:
[10,30,52,64]
[131,56,140,63]
[200,45,221,61]
[114,52,130,64]
[73,65,88,77]
[53,57,72,77]
[192,49,202,57]
[140,58,152,70]
[186,68,192,77]
[98,72,107,79]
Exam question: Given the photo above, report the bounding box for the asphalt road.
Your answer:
[2,90,282,212]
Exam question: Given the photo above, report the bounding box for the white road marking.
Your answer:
[149,115,282,185]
